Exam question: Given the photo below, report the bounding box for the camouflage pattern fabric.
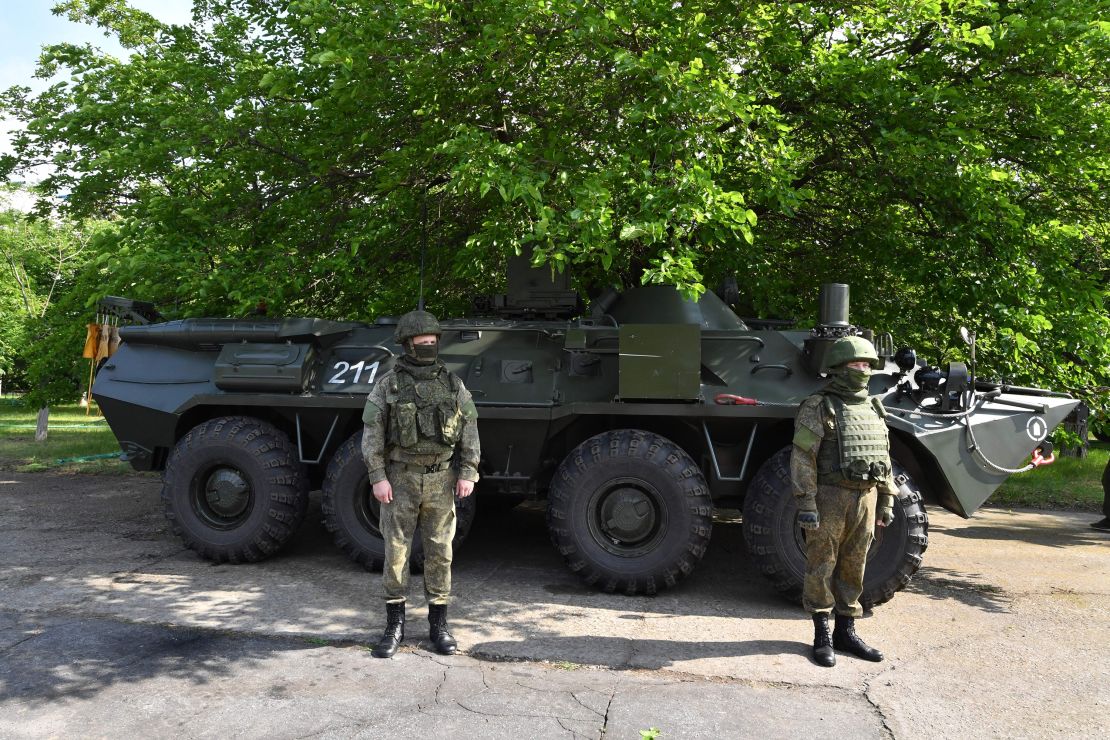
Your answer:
[361,365,481,485]
[361,361,481,605]
[801,484,877,616]
[792,393,895,616]
[816,396,892,486]
[792,395,896,505]
[379,463,457,604]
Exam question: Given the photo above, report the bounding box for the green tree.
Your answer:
[1,0,1106,401]
[0,206,95,437]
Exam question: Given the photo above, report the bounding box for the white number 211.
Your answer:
[328,360,380,385]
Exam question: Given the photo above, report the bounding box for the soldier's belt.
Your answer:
[390,460,453,475]
[816,475,877,491]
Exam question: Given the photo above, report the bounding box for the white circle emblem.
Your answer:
[1026,417,1048,442]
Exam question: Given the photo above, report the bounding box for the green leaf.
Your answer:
[620,224,648,241]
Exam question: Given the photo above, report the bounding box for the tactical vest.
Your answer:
[816,395,891,488]
[385,364,465,457]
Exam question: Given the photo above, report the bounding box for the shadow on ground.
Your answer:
[468,635,807,670]
[933,506,1106,549]
[904,566,1011,613]
[0,610,321,706]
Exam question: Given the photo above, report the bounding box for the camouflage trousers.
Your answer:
[803,484,877,618]
[379,462,457,605]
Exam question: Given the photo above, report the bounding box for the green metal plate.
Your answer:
[618,324,701,400]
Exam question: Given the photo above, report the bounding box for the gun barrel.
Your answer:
[117,318,366,349]
[118,320,284,348]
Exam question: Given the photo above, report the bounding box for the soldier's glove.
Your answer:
[797,511,820,530]
[877,494,895,527]
[796,496,820,530]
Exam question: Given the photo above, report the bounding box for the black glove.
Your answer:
[796,510,820,530]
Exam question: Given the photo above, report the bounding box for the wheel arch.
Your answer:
[541,413,795,501]
[174,404,364,488]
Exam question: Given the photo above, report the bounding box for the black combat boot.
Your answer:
[811,613,836,667]
[372,601,405,659]
[428,603,458,655]
[833,614,884,662]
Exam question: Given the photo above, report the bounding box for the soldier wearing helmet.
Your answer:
[361,310,481,658]
[791,335,896,668]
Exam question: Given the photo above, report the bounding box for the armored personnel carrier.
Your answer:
[93,262,1077,606]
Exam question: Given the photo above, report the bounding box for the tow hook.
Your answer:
[715,394,758,406]
[1031,445,1056,467]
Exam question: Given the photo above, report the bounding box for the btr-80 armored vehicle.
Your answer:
[93,262,1077,606]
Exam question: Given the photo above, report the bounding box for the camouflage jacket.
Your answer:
[791,394,896,507]
[360,364,481,485]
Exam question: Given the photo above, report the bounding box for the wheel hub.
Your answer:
[201,467,251,521]
[601,487,656,543]
[587,477,669,558]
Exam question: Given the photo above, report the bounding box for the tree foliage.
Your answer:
[1,0,1106,409]
[0,201,97,402]
[0,204,112,416]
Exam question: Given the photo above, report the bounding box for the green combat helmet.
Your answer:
[394,310,442,345]
[825,335,881,370]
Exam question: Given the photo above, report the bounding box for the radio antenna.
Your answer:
[418,191,427,311]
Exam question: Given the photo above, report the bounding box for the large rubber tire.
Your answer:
[742,446,928,608]
[161,416,309,563]
[546,429,713,595]
[320,432,476,572]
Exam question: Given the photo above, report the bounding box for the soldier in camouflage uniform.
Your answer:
[362,310,481,658]
[792,335,896,668]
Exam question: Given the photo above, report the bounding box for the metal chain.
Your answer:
[963,414,1036,474]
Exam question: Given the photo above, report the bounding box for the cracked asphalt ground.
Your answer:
[0,474,1107,739]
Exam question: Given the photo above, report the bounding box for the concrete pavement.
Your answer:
[0,473,1107,738]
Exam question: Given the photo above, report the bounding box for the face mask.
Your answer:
[827,365,871,400]
[408,340,439,365]
[841,366,871,391]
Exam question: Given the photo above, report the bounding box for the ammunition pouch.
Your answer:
[840,459,890,483]
[439,402,463,445]
[391,402,420,448]
[387,365,464,453]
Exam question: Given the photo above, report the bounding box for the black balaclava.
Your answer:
[405,339,439,366]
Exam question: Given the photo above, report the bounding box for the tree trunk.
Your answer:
[35,405,49,442]
[1060,403,1089,459]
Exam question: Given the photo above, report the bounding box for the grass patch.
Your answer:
[0,398,135,474]
[985,441,1107,512]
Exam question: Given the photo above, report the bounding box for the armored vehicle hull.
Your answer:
[93,284,1077,605]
